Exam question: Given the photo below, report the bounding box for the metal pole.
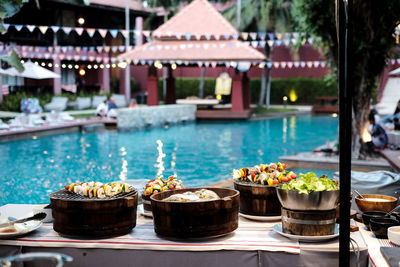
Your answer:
[124,0,131,102]
[337,0,352,265]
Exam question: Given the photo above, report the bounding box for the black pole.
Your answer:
[337,0,352,266]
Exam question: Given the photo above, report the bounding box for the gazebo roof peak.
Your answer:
[152,0,238,39]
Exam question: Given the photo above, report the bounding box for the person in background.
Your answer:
[381,100,400,124]
[368,111,388,150]
[75,73,84,95]
[107,97,118,118]
[129,99,138,109]
[96,100,108,118]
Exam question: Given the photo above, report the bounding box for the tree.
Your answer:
[292,0,400,158]
[223,0,293,107]
[0,0,89,72]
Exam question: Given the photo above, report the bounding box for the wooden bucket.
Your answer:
[151,187,239,238]
[50,190,138,237]
[233,180,281,216]
[281,207,337,236]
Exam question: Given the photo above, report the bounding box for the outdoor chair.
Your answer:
[44,97,68,112]
[112,94,128,107]
[20,98,43,114]
[92,96,107,108]
[67,97,91,110]
[0,119,9,130]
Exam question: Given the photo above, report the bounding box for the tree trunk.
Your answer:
[265,68,271,109]
[351,73,376,159]
[258,67,267,106]
[199,66,205,98]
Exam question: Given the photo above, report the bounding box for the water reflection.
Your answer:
[282,117,287,143]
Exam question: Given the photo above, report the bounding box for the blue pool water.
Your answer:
[0,115,338,205]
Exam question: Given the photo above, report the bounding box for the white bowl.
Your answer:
[388,226,400,246]
[32,204,52,223]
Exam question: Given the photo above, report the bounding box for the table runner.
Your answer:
[356,222,400,267]
[0,216,300,254]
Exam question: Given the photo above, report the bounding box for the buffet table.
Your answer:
[0,204,369,267]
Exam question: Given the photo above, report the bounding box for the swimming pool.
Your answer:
[0,115,338,205]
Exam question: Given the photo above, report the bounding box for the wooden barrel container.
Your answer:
[233,180,281,216]
[281,207,337,236]
[50,190,138,237]
[151,187,239,238]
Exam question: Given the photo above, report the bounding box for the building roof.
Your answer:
[152,0,238,40]
[119,0,266,63]
[119,40,266,62]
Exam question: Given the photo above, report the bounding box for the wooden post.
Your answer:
[242,71,250,110]
[99,67,110,94]
[119,68,126,95]
[165,66,176,104]
[53,56,62,95]
[147,66,158,106]
[231,71,244,112]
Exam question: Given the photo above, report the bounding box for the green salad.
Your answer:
[278,172,339,194]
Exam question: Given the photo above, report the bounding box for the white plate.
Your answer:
[137,204,153,218]
[273,223,339,242]
[0,220,42,239]
[239,213,281,221]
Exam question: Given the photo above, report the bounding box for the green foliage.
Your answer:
[223,0,294,32]
[110,77,140,95]
[0,91,26,111]
[0,91,110,112]
[292,0,400,143]
[250,77,337,104]
[157,78,216,99]
[1,50,23,72]
[155,77,336,104]
[254,106,297,114]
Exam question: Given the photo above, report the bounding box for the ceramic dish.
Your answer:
[388,226,400,246]
[273,223,339,242]
[239,213,281,221]
[0,220,42,239]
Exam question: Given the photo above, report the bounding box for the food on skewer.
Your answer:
[143,175,184,197]
[232,162,297,186]
[65,181,132,199]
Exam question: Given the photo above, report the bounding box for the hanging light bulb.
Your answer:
[77,17,85,25]
[79,67,86,76]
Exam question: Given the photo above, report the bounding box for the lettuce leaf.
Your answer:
[278,172,339,194]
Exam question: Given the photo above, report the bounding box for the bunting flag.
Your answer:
[75,27,85,36]
[86,28,96,37]
[27,25,35,32]
[51,26,60,33]
[98,29,108,38]
[63,27,72,35]
[14,25,23,31]
[39,26,48,35]
[109,29,119,38]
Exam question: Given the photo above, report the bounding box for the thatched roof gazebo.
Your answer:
[119,0,266,118]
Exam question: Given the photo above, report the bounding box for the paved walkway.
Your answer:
[0,109,96,119]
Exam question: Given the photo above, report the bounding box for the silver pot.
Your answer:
[276,188,340,211]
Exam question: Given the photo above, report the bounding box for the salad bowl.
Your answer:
[276,172,340,211]
[276,188,340,211]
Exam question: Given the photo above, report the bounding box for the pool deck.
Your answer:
[280,152,392,171]
[0,117,116,141]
